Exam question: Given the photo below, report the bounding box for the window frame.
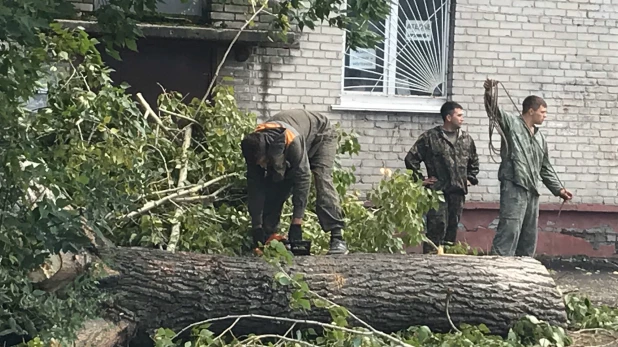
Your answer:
[332,0,453,113]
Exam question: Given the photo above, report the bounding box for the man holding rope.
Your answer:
[483,79,573,257]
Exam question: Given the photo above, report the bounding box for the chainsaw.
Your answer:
[263,233,312,256]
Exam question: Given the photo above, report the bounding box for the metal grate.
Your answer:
[343,0,450,97]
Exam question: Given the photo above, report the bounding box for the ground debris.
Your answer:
[570,328,618,347]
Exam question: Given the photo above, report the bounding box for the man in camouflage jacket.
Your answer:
[483,79,572,257]
[404,101,480,254]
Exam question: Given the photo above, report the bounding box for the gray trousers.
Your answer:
[490,179,540,257]
[262,129,345,234]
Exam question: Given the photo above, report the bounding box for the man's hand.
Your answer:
[484,78,497,90]
[423,177,437,186]
[559,188,573,201]
[288,224,303,242]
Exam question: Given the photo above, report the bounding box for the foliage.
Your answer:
[0,267,105,345]
[268,0,390,50]
[0,23,137,344]
[565,294,618,330]
[111,86,257,253]
[444,241,483,255]
[0,8,255,343]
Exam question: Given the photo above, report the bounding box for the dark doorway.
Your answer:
[101,37,218,111]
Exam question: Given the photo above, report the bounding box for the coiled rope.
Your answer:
[485,81,510,163]
[484,80,568,216]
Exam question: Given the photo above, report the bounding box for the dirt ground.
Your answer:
[541,256,618,347]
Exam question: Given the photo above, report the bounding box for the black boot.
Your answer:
[252,227,266,249]
[327,229,348,255]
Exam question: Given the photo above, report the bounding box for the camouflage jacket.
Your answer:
[404,126,480,195]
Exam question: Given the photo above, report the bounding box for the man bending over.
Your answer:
[241,109,347,255]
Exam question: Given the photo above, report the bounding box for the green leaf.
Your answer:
[292,290,304,300]
[314,299,328,308]
[333,316,348,327]
[125,38,138,51]
[278,275,290,286]
[416,325,431,342]
[297,298,311,310]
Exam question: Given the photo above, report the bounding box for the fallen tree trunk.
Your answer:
[73,318,135,347]
[82,247,568,344]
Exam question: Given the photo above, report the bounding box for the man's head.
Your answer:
[241,132,268,168]
[440,101,464,129]
[522,95,547,125]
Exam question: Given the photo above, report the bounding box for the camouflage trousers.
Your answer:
[423,193,465,254]
[490,179,539,257]
[261,129,345,234]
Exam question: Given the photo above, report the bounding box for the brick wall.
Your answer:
[451,0,618,205]
[224,0,618,206]
[220,25,344,117]
[210,0,273,29]
[68,0,618,206]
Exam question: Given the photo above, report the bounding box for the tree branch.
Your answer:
[136,92,176,137]
[145,144,173,189]
[113,173,239,221]
[172,314,374,342]
[142,184,201,198]
[159,107,204,129]
[167,124,193,253]
[193,3,267,117]
[240,334,320,347]
[171,184,231,203]
[212,317,242,345]
[445,288,461,333]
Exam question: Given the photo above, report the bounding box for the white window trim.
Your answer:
[331,93,446,113]
[332,0,451,114]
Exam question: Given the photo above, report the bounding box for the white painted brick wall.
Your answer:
[220,25,344,117]
[223,0,618,206]
[452,0,618,205]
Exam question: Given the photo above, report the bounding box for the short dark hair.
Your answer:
[522,95,547,114]
[240,132,265,164]
[440,101,463,121]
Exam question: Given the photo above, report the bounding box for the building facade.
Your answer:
[70,0,618,256]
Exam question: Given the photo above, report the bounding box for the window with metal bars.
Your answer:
[335,0,452,113]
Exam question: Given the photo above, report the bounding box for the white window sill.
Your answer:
[331,94,446,113]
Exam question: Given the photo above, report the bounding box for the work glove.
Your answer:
[288,224,303,242]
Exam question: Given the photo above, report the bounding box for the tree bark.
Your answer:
[90,247,567,341]
[73,318,135,347]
